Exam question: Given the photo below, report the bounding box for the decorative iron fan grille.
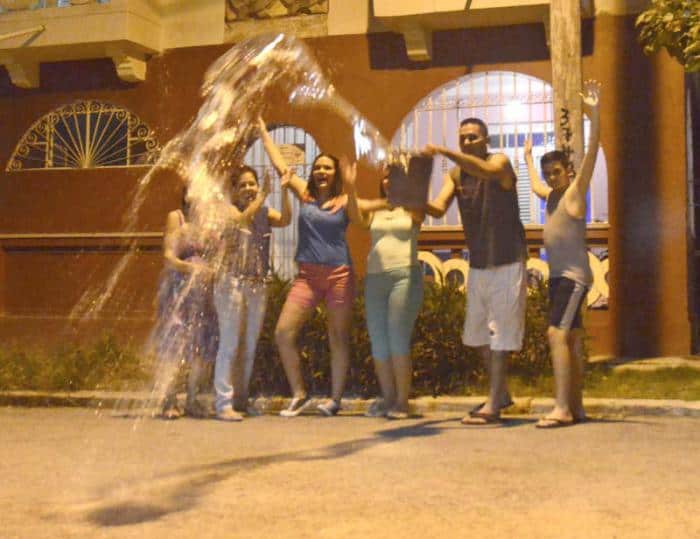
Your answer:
[7,101,160,171]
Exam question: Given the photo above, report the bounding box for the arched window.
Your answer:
[6,100,161,171]
[244,125,320,278]
[392,71,608,225]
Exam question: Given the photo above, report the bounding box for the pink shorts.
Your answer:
[287,263,355,310]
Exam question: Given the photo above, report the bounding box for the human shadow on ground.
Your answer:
[85,413,655,527]
[85,417,451,527]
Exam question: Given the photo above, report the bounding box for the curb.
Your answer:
[1,391,699,418]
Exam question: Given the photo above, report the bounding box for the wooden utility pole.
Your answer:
[550,0,583,169]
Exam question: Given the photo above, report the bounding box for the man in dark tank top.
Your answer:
[424,117,526,425]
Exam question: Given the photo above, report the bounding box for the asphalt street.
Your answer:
[2,407,699,538]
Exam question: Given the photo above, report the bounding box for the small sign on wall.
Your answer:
[278,143,306,166]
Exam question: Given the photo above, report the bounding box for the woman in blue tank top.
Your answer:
[258,117,356,417]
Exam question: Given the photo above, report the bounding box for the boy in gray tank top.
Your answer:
[524,80,601,428]
[424,117,526,426]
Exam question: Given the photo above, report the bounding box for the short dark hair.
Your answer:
[232,165,259,188]
[307,153,341,200]
[460,117,489,138]
[540,150,570,170]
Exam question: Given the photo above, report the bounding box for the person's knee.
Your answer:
[327,306,351,343]
[387,336,410,360]
[274,323,297,348]
[328,324,350,347]
[372,341,390,362]
[216,330,238,358]
[547,325,570,346]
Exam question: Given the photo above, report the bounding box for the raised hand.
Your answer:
[421,144,440,157]
[280,168,291,189]
[261,169,272,195]
[580,79,601,116]
[524,135,533,159]
[340,156,357,189]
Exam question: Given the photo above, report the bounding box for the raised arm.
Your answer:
[565,80,601,219]
[524,136,552,200]
[257,116,308,199]
[340,157,373,228]
[423,144,514,190]
[425,172,456,218]
[268,169,293,228]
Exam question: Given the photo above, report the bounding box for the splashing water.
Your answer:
[68,33,389,415]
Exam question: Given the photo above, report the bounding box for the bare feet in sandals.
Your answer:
[536,416,574,428]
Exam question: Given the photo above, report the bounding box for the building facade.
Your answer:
[0,0,694,357]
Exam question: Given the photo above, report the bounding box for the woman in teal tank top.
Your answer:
[343,162,426,419]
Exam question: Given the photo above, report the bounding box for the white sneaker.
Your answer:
[279,396,311,417]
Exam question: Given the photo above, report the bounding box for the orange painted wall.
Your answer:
[0,15,690,356]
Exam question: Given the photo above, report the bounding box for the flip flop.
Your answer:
[386,410,409,420]
[469,397,514,417]
[461,411,502,425]
[535,417,574,429]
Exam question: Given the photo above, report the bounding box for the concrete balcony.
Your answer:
[0,0,161,87]
[371,0,594,61]
[0,0,225,88]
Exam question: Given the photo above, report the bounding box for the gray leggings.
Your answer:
[364,265,424,361]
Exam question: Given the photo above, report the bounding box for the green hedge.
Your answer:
[0,334,150,392]
[0,275,561,395]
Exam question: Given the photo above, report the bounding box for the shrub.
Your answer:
[636,0,700,72]
[0,274,564,396]
[0,334,150,392]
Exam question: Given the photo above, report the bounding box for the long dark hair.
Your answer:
[306,153,341,200]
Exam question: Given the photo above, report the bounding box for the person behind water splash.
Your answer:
[258,117,361,417]
[212,165,292,421]
[155,189,220,420]
[154,179,271,419]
